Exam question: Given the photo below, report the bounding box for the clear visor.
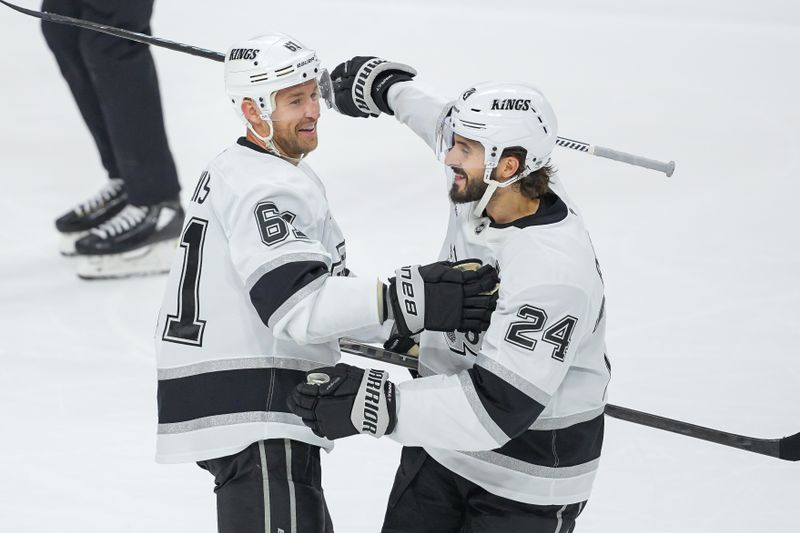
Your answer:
[435,104,494,177]
[435,104,456,163]
[318,68,337,111]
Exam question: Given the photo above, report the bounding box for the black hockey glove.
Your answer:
[330,56,417,117]
[288,363,397,440]
[387,260,499,337]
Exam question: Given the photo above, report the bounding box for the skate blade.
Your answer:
[59,231,89,257]
[76,238,178,280]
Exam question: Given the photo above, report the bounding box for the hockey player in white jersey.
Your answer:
[289,58,610,532]
[154,40,498,533]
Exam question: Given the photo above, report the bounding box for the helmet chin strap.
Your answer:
[472,179,498,218]
[246,115,305,163]
[471,168,526,218]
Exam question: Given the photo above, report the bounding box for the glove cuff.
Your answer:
[351,59,417,116]
[373,72,414,115]
[349,368,396,437]
[384,380,397,435]
[389,265,425,336]
[379,282,391,323]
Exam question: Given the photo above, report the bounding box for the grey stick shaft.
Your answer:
[554,136,675,176]
[592,145,676,177]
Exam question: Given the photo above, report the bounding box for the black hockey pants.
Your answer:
[382,447,587,533]
[41,0,180,206]
[198,439,334,533]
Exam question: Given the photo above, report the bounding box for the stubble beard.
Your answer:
[274,126,318,159]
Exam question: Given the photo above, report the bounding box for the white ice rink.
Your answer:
[1,0,798,531]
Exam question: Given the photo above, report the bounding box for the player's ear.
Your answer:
[241,98,271,137]
[498,155,520,181]
[241,98,260,125]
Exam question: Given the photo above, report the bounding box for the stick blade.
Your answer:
[779,431,800,461]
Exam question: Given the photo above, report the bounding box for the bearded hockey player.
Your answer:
[289,58,610,533]
[154,40,498,533]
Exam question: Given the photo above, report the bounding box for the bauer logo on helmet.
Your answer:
[297,56,317,68]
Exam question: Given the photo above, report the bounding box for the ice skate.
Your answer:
[55,178,127,256]
[75,200,184,280]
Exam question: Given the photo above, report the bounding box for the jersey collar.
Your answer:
[237,136,279,157]
[488,191,569,229]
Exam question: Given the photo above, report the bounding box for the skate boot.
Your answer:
[55,178,128,256]
[74,199,184,280]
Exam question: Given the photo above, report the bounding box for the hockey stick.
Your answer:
[556,137,675,177]
[2,0,675,176]
[0,0,225,63]
[338,338,800,462]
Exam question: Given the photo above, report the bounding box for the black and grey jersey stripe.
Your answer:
[247,256,330,327]
[466,363,547,440]
[461,362,604,471]
[490,415,604,468]
[157,357,323,432]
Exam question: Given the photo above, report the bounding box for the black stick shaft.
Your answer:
[0,0,224,62]
[603,404,780,456]
[338,339,798,461]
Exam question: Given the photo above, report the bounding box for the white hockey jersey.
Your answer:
[385,84,610,505]
[154,138,384,463]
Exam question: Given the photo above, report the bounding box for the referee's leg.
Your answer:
[78,0,181,206]
[40,0,119,178]
[198,439,332,533]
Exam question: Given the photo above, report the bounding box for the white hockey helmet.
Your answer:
[436,81,558,216]
[224,33,335,142]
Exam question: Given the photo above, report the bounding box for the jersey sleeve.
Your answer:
[387,82,451,153]
[389,280,592,451]
[209,162,382,344]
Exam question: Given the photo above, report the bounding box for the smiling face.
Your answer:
[270,79,321,159]
[444,133,489,203]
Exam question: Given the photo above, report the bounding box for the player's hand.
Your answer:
[388,260,499,337]
[383,322,420,358]
[330,56,417,118]
[288,363,397,440]
[383,326,421,378]
[383,334,420,357]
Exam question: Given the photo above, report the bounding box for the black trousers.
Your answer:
[41,0,180,205]
[198,439,334,533]
[382,447,587,533]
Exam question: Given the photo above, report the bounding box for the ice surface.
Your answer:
[0,0,798,531]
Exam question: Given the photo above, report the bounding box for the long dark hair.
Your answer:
[501,147,555,199]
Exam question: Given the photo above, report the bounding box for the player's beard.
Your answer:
[449,166,489,204]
